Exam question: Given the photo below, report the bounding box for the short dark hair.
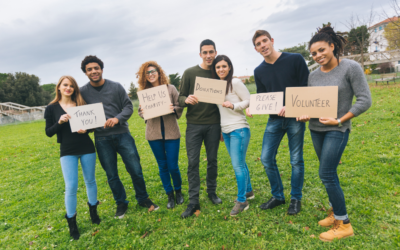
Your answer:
[211,55,234,95]
[309,26,347,63]
[200,39,216,52]
[252,30,272,46]
[81,55,104,73]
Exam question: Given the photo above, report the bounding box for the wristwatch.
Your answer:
[337,119,342,128]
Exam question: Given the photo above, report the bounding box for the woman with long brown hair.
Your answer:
[137,61,184,209]
[44,76,100,240]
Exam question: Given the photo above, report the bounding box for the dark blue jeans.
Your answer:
[261,117,305,201]
[95,132,148,205]
[310,129,349,220]
[148,138,182,194]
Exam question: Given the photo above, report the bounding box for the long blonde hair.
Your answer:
[136,61,169,91]
[49,76,86,106]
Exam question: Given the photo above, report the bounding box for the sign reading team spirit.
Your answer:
[249,92,284,114]
[193,77,227,105]
[67,103,107,132]
[138,84,173,120]
[285,86,338,118]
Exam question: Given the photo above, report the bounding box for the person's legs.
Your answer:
[203,124,221,195]
[148,139,173,194]
[260,118,286,201]
[95,135,128,205]
[285,118,305,201]
[312,130,349,220]
[60,155,79,218]
[117,132,149,203]
[185,124,205,205]
[80,152,98,206]
[164,138,182,191]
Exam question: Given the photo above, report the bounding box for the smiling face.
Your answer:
[215,60,231,80]
[310,41,335,66]
[85,62,103,83]
[145,66,159,86]
[254,35,275,58]
[58,78,74,98]
[200,45,217,67]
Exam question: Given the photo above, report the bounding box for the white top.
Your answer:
[217,78,250,134]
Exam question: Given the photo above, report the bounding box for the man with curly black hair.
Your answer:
[80,55,159,218]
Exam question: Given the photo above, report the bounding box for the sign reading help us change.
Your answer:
[249,92,284,115]
[138,84,173,120]
[285,86,338,118]
[67,103,107,132]
[193,77,227,105]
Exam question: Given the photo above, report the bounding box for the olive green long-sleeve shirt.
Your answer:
[178,65,220,124]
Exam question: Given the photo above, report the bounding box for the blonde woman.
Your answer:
[44,76,100,240]
[137,61,184,209]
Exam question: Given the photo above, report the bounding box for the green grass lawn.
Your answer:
[1,84,399,249]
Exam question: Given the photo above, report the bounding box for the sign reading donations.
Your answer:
[285,86,338,118]
[137,84,173,120]
[249,92,284,115]
[193,77,227,105]
[67,103,107,132]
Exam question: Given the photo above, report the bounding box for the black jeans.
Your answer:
[186,123,221,204]
[95,132,149,205]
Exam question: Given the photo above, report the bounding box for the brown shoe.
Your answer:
[318,208,335,227]
[230,201,249,216]
[319,219,354,242]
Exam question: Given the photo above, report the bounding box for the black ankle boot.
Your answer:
[65,213,80,240]
[167,192,175,209]
[88,201,101,225]
[175,189,184,205]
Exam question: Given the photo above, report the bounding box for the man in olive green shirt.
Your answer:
[179,39,221,218]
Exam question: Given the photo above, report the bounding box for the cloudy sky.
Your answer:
[0,0,394,90]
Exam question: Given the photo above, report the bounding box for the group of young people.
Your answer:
[44,26,372,242]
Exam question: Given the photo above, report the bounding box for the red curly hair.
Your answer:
[136,61,169,90]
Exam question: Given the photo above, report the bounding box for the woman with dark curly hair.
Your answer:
[297,26,371,242]
[137,61,184,209]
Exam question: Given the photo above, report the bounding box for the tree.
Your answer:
[244,79,250,85]
[384,20,400,50]
[249,75,255,84]
[279,42,314,65]
[169,73,181,89]
[344,10,375,69]
[41,83,56,104]
[379,62,392,73]
[128,82,138,100]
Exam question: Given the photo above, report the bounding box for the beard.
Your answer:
[90,75,103,83]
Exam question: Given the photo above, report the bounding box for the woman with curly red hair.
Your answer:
[137,61,185,209]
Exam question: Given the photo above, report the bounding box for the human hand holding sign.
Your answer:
[104,118,119,128]
[77,129,87,134]
[296,115,310,122]
[245,108,253,118]
[319,117,338,126]
[222,101,233,110]
[277,106,286,117]
[58,114,71,124]
[185,95,198,105]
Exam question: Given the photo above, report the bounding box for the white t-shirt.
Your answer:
[217,78,250,134]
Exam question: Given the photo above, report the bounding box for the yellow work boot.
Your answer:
[319,219,354,242]
[318,208,335,227]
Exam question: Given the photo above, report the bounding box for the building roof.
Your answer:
[369,16,399,29]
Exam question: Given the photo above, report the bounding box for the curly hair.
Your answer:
[136,61,169,90]
[81,55,104,73]
[309,26,347,63]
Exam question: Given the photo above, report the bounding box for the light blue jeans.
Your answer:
[222,128,252,203]
[60,153,98,218]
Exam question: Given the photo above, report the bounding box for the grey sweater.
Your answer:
[308,59,372,132]
[80,79,133,137]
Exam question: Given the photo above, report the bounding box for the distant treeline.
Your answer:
[0,72,56,106]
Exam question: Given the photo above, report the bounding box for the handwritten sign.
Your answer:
[67,103,107,132]
[249,92,283,115]
[285,86,338,118]
[193,77,227,105]
[138,84,173,120]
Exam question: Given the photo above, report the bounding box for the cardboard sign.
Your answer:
[193,77,227,104]
[67,103,107,132]
[249,92,284,115]
[138,84,173,120]
[285,86,338,118]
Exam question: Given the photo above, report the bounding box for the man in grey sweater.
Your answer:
[80,55,158,218]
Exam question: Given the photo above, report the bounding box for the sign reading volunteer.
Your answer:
[285,86,338,118]
[249,92,284,114]
[193,77,227,105]
[67,103,107,132]
[138,84,173,120]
